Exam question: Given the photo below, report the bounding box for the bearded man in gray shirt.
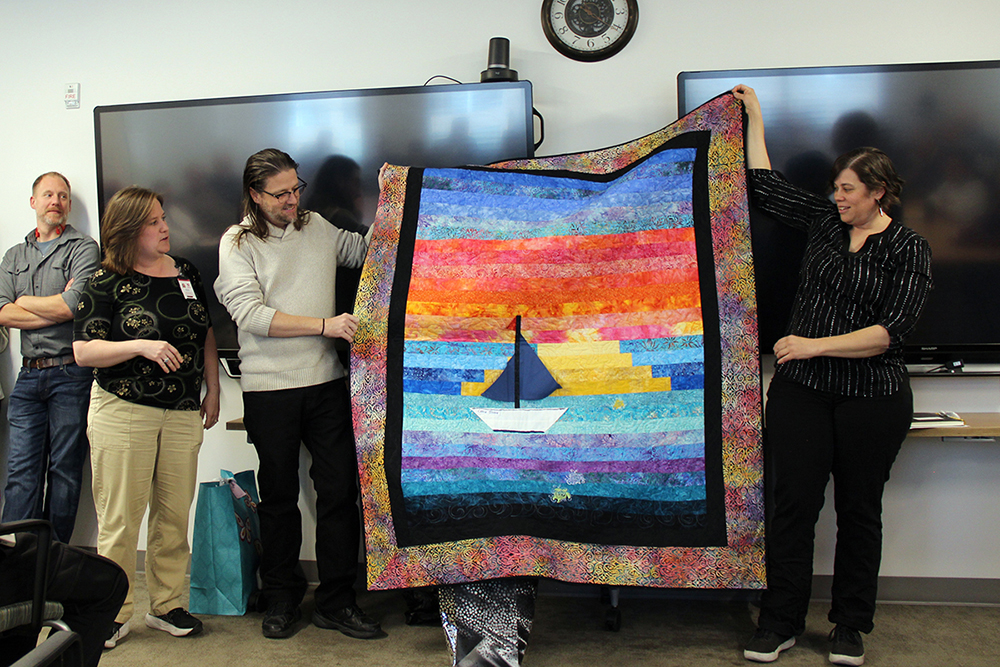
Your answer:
[0,172,100,543]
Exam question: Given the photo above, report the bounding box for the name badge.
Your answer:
[177,278,197,300]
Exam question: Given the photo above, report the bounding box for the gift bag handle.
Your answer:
[220,469,249,500]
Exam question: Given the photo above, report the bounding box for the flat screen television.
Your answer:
[678,61,1000,371]
[94,81,535,373]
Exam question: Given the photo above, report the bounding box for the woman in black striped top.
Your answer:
[733,85,932,666]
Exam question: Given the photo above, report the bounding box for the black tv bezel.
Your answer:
[678,60,1000,372]
[678,59,1000,120]
[93,80,536,365]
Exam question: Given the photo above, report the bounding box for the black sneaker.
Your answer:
[145,608,203,637]
[104,621,129,649]
[828,625,865,666]
[312,604,386,639]
[744,628,795,662]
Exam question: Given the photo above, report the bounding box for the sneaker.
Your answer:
[744,628,795,662]
[145,607,203,637]
[829,625,865,666]
[104,620,129,649]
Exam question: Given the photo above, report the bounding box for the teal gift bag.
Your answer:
[189,469,262,615]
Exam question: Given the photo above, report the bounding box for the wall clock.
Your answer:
[541,0,639,62]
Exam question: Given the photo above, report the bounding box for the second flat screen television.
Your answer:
[95,81,535,370]
[679,61,1000,368]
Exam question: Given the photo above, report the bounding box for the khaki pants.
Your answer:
[88,383,203,623]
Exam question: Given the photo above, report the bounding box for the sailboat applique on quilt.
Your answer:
[351,92,765,591]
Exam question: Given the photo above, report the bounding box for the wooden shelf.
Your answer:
[908,412,1000,438]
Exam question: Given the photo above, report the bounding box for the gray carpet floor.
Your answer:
[97,574,1000,666]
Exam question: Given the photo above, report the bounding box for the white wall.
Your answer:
[2,0,999,579]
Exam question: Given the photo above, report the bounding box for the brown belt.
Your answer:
[23,355,76,370]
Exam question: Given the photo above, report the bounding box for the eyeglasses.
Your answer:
[258,179,307,203]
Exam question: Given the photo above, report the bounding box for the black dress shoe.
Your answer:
[312,604,386,639]
[403,587,440,626]
[262,602,302,639]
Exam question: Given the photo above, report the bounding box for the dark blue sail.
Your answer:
[482,318,561,405]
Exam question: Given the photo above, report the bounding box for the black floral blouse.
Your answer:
[74,257,212,410]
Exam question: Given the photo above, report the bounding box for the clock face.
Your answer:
[542,0,638,62]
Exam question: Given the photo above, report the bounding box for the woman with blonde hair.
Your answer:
[74,186,219,648]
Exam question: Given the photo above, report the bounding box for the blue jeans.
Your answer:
[2,363,93,543]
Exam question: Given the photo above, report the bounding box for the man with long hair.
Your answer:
[215,149,383,640]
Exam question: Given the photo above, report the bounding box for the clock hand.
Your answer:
[580,3,608,29]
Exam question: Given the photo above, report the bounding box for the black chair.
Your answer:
[10,630,82,667]
[0,520,82,667]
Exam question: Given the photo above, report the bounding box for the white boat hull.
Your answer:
[471,407,567,433]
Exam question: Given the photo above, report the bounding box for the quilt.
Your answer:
[351,92,764,590]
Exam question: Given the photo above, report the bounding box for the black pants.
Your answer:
[757,375,911,637]
[242,379,360,612]
[0,537,128,667]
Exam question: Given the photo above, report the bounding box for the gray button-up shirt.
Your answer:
[0,224,100,358]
